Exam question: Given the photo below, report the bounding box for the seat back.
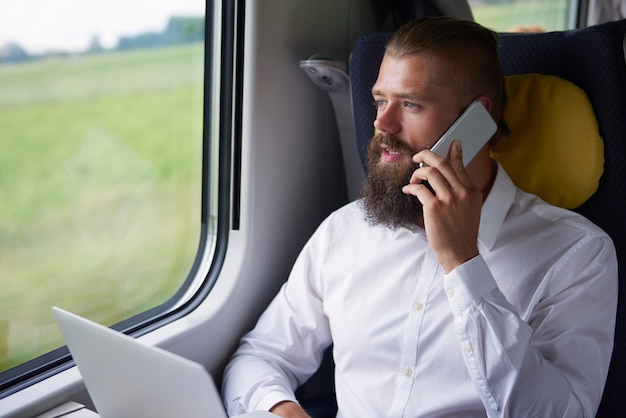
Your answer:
[349,19,626,417]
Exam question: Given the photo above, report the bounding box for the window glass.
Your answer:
[0,0,208,375]
[469,0,571,32]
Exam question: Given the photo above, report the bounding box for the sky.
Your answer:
[0,0,206,54]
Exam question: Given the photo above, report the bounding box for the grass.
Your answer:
[0,44,205,371]
[470,0,569,32]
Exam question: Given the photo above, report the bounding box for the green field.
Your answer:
[470,0,569,32]
[0,44,205,372]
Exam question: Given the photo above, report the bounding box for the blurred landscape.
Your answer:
[0,17,205,372]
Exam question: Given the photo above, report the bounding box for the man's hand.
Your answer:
[269,401,312,418]
[402,140,482,273]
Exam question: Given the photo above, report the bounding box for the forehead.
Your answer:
[372,53,452,97]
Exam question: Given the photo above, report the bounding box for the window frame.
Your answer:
[0,0,242,399]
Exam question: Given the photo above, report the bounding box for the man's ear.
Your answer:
[475,96,492,112]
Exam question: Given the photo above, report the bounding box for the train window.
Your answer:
[0,0,215,387]
[469,0,572,32]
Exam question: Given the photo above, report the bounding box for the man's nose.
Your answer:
[373,105,400,135]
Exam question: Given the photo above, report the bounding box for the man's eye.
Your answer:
[373,100,385,109]
[405,102,418,109]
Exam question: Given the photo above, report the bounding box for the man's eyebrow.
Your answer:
[371,89,433,102]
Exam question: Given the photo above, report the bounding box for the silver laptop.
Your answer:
[52,307,274,418]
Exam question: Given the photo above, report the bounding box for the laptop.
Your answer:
[52,306,275,418]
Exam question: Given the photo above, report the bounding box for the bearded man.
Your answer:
[222,17,617,418]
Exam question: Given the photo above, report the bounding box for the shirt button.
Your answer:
[446,288,455,298]
[403,368,413,377]
[463,343,471,353]
[413,302,424,311]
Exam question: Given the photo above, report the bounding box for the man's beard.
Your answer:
[361,132,425,228]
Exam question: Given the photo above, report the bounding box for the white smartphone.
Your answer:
[420,100,497,168]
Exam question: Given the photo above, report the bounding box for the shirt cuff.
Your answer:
[443,255,498,311]
[256,391,299,413]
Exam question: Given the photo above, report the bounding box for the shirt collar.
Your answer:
[478,162,516,251]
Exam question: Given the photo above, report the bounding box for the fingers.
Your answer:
[402,141,483,272]
[411,141,475,186]
[402,140,485,212]
[447,140,475,188]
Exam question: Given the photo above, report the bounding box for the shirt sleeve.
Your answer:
[221,239,332,415]
[444,235,618,418]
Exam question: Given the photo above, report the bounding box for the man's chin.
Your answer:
[360,175,424,229]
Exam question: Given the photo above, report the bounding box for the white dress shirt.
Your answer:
[222,164,618,418]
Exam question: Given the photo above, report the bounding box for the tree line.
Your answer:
[0,16,205,65]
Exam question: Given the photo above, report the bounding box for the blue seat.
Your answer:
[348,19,626,417]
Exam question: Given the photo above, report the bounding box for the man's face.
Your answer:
[361,53,464,228]
[371,52,463,161]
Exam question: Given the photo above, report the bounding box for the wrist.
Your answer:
[439,250,479,274]
[269,400,311,418]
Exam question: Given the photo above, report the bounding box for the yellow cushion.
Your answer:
[490,73,604,208]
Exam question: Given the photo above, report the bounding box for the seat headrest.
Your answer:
[491,73,603,208]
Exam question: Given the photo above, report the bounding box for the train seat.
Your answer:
[298,18,626,418]
[346,18,626,418]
